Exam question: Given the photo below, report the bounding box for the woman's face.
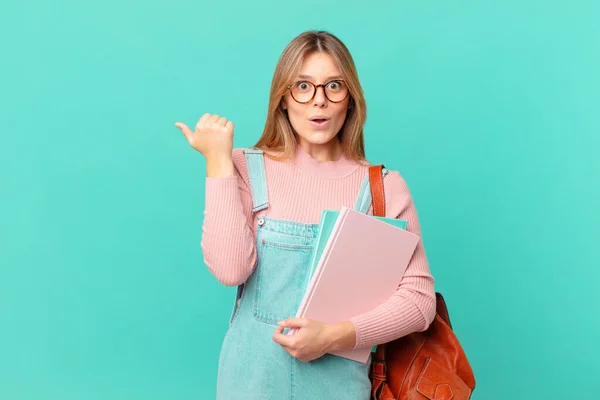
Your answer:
[282,51,350,150]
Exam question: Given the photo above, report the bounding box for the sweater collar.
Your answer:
[291,143,363,179]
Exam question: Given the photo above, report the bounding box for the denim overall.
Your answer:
[216,148,388,400]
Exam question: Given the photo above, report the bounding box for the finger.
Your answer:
[217,117,228,127]
[272,330,295,348]
[195,113,210,130]
[278,318,309,328]
[174,122,193,142]
[278,343,294,357]
[208,114,220,123]
[225,120,234,130]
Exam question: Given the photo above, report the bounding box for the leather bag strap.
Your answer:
[369,165,386,218]
[368,164,388,387]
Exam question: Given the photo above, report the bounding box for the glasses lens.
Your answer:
[290,81,315,103]
[325,81,348,102]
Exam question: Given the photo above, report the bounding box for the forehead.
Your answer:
[297,51,342,80]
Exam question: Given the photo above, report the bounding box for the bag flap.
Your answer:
[416,358,472,400]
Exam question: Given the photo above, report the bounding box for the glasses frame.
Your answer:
[286,79,350,104]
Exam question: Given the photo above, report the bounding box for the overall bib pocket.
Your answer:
[254,238,314,325]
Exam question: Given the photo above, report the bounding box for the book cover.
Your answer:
[293,207,420,363]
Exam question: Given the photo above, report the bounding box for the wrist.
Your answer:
[206,155,234,177]
[323,321,357,352]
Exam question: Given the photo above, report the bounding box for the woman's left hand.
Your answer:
[272,318,332,362]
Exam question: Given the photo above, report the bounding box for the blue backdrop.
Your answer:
[1,0,598,398]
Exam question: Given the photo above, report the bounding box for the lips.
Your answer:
[309,116,331,130]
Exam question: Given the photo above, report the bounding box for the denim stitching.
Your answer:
[262,239,314,251]
[244,149,269,212]
[260,217,319,237]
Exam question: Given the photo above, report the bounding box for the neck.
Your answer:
[291,138,361,179]
[296,137,343,163]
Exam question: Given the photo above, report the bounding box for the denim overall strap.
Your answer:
[243,148,269,213]
[353,166,389,214]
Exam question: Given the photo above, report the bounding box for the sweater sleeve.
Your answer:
[348,171,437,349]
[200,148,257,286]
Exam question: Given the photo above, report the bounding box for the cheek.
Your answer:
[286,104,307,127]
[332,107,349,125]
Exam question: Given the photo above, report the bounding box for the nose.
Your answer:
[312,85,328,108]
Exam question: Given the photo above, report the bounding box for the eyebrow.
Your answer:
[297,74,343,81]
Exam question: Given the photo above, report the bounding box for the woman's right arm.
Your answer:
[201,151,257,286]
[175,114,257,286]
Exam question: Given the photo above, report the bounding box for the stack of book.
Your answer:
[288,206,420,363]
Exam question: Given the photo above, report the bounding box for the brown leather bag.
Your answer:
[367,165,476,400]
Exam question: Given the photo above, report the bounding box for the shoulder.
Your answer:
[383,169,409,191]
[230,146,285,184]
[230,148,253,186]
[231,147,247,166]
[380,168,417,216]
[361,159,415,204]
[363,161,411,194]
[231,147,275,167]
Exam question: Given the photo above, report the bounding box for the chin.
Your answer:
[298,130,337,145]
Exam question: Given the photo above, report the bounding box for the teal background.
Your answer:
[1,0,598,398]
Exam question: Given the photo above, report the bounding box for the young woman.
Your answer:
[175,30,436,400]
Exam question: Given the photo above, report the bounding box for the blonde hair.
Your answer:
[253,30,367,162]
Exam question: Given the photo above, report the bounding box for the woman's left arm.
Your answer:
[334,171,437,351]
[273,171,436,360]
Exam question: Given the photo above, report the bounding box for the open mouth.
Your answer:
[309,115,331,129]
[309,118,330,129]
[309,115,330,125]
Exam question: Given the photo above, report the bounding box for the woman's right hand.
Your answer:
[175,113,234,160]
[175,113,235,177]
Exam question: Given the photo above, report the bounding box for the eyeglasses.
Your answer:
[287,79,349,104]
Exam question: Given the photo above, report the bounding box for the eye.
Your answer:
[327,80,343,91]
[294,81,312,92]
